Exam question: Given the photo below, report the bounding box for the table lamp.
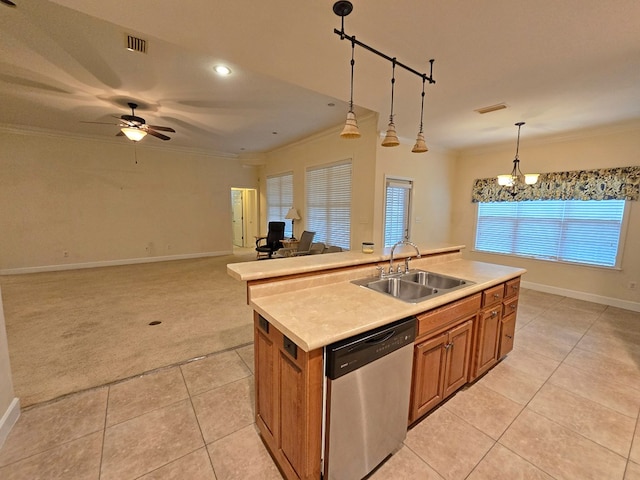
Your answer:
[285,208,301,239]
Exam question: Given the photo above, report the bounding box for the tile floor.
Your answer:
[1,289,639,479]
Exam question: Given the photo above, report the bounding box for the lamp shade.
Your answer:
[285,208,301,220]
[121,127,147,142]
[340,111,361,138]
[411,132,428,153]
[381,121,399,147]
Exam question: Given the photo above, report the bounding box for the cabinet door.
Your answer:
[442,319,473,399]
[473,307,501,378]
[410,333,448,423]
[255,324,276,437]
[499,313,516,359]
[279,352,305,476]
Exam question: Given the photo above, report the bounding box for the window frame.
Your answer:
[473,199,630,270]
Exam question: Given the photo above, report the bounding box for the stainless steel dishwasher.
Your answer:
[324,316,416,480]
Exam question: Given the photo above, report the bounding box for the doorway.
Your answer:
[231,188,258,247]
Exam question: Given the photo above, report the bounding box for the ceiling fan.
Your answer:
[115,102,175,141]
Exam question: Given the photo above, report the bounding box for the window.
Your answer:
[475,200,626,267]
[383,178,412,247]
[306,161,351,250]
[266,172,293,237]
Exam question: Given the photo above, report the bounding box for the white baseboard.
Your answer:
[0,251,234,275]
[522,281,640,313]
[0,397,20,449]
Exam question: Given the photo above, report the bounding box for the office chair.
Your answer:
[255,221,285,259]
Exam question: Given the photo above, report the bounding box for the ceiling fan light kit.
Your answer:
[333,1,435,152]
[121,127,147,142]
[497,122,539,194]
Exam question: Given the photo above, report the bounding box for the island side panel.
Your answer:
[254,312,323,480]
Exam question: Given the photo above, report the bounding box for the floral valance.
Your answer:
[472,166,640,203]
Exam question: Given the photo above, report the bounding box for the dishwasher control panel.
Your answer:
[325,316,416,379]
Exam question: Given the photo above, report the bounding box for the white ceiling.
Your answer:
[1,0,639,156]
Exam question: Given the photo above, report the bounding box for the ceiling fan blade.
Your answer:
[147,129,171,141]
[148,125,176,132]
[81,121,118,125]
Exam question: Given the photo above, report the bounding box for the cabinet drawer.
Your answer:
[482,284,504,307]
[504,277,521,299]
[416,293,481,338]
[503,298,519,317]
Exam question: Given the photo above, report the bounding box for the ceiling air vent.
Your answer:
[126,35,147,54]
[474,103,507,114]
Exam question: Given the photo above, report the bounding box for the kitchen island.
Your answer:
[228,244,525,480]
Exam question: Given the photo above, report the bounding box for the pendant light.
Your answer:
[497,122,539,191]
[411,76,428,153]
[340,39,361,139]
[381,60,399,147]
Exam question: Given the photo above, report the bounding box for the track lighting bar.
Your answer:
[333,28,436,85]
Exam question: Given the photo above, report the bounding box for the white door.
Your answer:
[231,189,244,247]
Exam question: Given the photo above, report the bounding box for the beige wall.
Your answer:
[451,123,640,308]
[0,288,15,420]
[261,114,379,249]
[260,115,456,250]
[374,144,455,246]
[0,129,259,271]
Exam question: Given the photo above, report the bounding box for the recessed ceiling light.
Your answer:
[1,0,17,7]
[328,103,335,107]
[213,65,231,76]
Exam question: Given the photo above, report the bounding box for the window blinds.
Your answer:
[384,179,412,247]
[305,161,352,250]
[475,200,626,267]
[266,173,293,237]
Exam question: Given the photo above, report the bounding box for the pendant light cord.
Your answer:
[389,59,396,122]
[418,77,426,133]
[349,39,355,112]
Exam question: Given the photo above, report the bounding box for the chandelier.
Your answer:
[497,122,539,194]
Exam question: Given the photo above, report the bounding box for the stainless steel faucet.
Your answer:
[389,241,422,274]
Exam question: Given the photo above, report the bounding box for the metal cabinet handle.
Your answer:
[493,293,500,299]
[505,334,513,339]
[491,310,498,317]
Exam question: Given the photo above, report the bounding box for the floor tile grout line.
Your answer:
[97,386,110,480]
[18,342,255,412]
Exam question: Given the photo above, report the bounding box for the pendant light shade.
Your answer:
[497,122,539,192]
[381,60,399,147]
[121,127,147,142]
[340,39,361,139]
[412,132,428,153]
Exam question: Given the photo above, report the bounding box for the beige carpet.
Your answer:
[0,252,256,407]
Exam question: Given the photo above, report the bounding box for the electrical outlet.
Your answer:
[629,281,637,290]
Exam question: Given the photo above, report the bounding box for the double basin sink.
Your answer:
[351,269,473,303]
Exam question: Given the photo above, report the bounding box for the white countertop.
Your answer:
[226,242,465,282]
[230,250,526,352]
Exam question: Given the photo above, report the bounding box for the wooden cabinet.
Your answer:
[410,318,473,423]
[472,305,502,379]
[254,313,323,480]
[409,293,480,424]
